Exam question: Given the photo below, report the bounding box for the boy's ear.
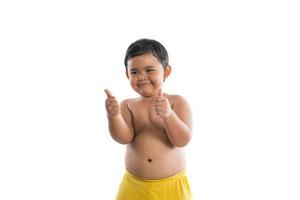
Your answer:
[163,65,172,81]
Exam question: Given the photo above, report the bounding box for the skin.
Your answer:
[105,53,193,179]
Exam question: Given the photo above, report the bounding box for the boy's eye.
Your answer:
[130,71,137,74]
[146,69,154,72]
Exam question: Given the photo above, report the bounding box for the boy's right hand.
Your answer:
[105,89,121,118]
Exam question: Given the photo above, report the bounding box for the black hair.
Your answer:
[124,39,169,69]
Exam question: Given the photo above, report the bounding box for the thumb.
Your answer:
[157,88,163,97]
[104,89,112,97]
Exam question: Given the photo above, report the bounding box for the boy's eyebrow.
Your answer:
[144,66,155,69]
[129,66,155,71]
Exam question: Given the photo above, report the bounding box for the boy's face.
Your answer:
[126,53,171,97]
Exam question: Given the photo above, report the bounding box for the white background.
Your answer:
[0,0,299,199]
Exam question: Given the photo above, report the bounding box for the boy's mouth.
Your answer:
[138,82,151,86]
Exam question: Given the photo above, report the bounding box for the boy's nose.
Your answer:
[137,72,147,80]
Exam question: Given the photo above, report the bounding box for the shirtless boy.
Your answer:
[105,39,193,200]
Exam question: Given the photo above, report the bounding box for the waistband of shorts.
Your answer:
[124,170,187,183]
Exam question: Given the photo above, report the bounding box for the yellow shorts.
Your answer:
[115,170,193,200]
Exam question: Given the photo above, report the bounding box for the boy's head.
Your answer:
[124,39,169,69]
[124,39,172,97]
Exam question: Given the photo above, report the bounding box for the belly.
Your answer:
[124,130,186,179]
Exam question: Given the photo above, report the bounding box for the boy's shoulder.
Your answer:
[166,93,187,100]
[166,94,190,108]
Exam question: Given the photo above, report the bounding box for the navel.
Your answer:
[147,158,152,162]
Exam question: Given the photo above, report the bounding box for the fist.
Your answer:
[154,89,172,119]
[105,89,121,117]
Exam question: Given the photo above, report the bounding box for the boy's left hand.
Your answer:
[154,89,172,119]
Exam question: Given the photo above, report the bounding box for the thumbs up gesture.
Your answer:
[105,89,121,117]
[154,89,172,119]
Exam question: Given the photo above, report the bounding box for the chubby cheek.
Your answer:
[151,74,164,85]
[129,79,139,90]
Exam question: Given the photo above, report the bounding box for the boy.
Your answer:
[105,39,193,200]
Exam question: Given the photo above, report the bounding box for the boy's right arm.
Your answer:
[105,89,134,144]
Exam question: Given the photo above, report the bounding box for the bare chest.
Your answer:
[130,101,166,133]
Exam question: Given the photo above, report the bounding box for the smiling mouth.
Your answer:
[139,83,151,86]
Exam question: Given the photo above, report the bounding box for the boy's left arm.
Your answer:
[155,90,193,147]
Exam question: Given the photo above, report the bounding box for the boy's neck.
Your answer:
[140,94,158,102]
[140,92,164,102]
[141,95,156,101]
